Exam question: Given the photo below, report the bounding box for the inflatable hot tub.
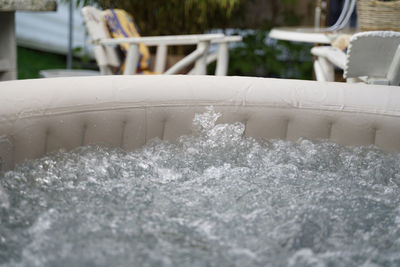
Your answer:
[1,75,400,171]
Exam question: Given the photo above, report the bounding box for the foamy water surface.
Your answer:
[1,107,400,266]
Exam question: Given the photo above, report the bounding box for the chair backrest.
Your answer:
[102,9,151,73]
[327,0,356,31]
[344,31,400,85]
[82,6,121,75]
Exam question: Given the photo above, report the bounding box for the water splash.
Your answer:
[1,107,400,266]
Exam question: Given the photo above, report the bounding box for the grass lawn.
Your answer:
[17,46,67,79]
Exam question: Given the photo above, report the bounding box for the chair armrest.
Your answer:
[99,33,225,46]
[211,36,242,43]
[311,46,346,70]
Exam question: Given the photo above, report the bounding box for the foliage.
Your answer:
[17,47,97,79]
[20,0,313,80]
[17,47,66,79]
[76,0,244,35]
[226,29,313,79]
[221,0,313,79]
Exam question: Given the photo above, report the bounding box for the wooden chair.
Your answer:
[81,6,241,76]
[311,31,400,86]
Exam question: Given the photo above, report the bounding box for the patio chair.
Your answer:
[81,6,241,76]
[315,0,356,30]
[311,31,400,86]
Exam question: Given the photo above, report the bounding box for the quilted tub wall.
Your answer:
[1,75,400,171]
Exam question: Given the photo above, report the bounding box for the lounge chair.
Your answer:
[311,31,400,85]
[81,6,241,76]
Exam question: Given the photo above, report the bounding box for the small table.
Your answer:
[269,26,357,44]
[0,0,57,81]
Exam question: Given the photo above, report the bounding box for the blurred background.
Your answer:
[15,0,351,80]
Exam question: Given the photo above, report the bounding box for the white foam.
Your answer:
[1,107,400,266]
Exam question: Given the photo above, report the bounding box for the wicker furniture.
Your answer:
[311,31,400,85]
[357,0,400,31]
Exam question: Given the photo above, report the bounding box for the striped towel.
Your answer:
[102,9,152,74]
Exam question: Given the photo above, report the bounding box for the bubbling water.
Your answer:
[1,107,400,267]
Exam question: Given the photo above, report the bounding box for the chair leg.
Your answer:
[319,57,334,82]
[314,60,325,81]
[387,44,400,86]
[314,57,334,82]
[215,42,229,76]
[93,46,112,75]
[154,44,167,73]
[123,43,139,75]
[193,41,210,75]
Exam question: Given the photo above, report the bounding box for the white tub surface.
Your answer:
[1,75,400,171]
